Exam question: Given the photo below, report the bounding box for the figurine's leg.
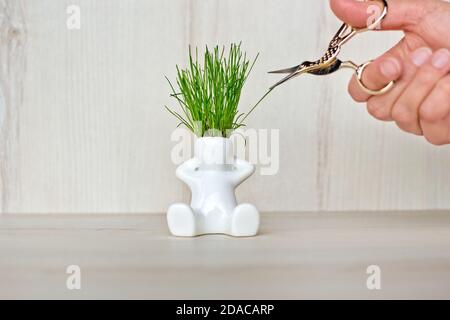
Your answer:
[230,204,260,237]
[167,203,197,237]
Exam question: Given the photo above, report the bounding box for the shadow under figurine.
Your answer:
[167,137,260,237]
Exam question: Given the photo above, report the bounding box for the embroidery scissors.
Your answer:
[269,0,393,96]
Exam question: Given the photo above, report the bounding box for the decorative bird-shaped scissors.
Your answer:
[269,0,393,96]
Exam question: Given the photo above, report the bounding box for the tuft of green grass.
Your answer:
[165,43,269,137]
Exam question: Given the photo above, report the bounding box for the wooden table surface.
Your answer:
[1,212,450,299]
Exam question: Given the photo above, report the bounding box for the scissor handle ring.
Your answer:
[355,61,394,96]
[355,0,388,32]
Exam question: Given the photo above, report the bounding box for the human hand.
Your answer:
[330,0,450,145]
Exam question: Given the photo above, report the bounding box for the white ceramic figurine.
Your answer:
[167,137,260,237]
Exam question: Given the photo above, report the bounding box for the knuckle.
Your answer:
[391,105,415,123]
[420,78,450,122]
[367,101,390,120]
[348,83,367,103]
[396,122,422,135]
[419,102,439,122]
[419,106,434,122]
[424,134,448,146]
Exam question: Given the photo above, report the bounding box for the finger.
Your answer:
[365,46,432,121]
[420,72,450,123]
[392,49,450,135]
[421,114,450,146]
[348,55,402,103]
[348,33,426,104]
[329,0,432,30]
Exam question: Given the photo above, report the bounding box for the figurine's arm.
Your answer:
[176,158,201,187]
[230,159,255,187]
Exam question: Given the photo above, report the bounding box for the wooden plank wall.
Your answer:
[0,0,449,213]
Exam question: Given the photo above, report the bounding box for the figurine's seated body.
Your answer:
[167,138,260,237]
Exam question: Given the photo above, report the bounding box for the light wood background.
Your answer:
[1,0,449,214]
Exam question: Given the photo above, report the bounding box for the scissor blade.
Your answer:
[268,64,301,74]
[269,71,303,90]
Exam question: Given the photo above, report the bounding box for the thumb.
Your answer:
[329,0,429,30]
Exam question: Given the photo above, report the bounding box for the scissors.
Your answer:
[269,0,393,96]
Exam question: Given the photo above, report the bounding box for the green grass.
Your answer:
[165,43,269,137]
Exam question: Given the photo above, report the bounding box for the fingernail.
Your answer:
[432,48,450,69]
[380,58,401,78]
[411,47,433,67]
